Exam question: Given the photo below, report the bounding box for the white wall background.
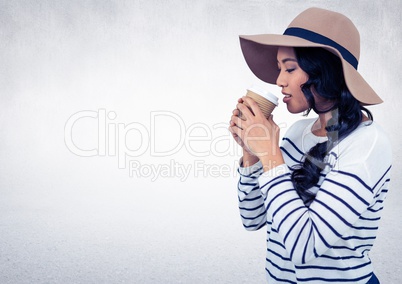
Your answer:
[1,0,401,283]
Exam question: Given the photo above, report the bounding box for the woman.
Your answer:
[229,8,391,284]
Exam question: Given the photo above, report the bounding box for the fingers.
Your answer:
[228,122,242,139]
[236,102,253,119]
[232,108,240,117]
[230,113,243,129]
[242,96,264,118]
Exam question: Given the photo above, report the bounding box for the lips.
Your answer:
[282,92,292,103]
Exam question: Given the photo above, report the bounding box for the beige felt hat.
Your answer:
[239,7,382,105]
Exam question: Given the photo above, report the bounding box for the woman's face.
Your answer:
[276,47,310,114]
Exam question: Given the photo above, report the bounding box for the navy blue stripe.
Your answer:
[342,235,376,241]
[359,215,381,221]
[319,253,365,260]
[238,180,257,187]
[297,271,372,282]
[277,206,305,231]
[328,151,338,160]
[374,188,388,198]
[267,248,291,262]
[313,247,319,258]
[315,199,353,228]
[283,211,307,244]
[368,206,383,213]
[309,221,331,248]
[268,237,286,250]
[238,195,262,202]
[240,210,266,220]
[283,27,359,69]
[310,209,341,242]
[295,260,371,271]
[238,185,259,196]
[372,165,391,190]
[332,243,373,251]
[266,257,295,274]
[319,188,362,216]
[272,198,300,218]
[238,165,262,177]
[302,226,313,264]
[260,176,292,192]
[324,178,370,206]
[282,137,304,155]
[265,188,294,209]
[239,203,264,211]
[266,268,297,284]
[238,184,259,192]
[352,225,378,230]
[242,222,266,230]
[331,170,372,192]
[290,218,309,261]
[280,146,302,163]
[259,172,292,190]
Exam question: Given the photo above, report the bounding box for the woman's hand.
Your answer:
[229,96,284,171]
[229,97,247,147]
[229,97,259,166]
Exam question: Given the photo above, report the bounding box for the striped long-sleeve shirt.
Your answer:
[238,118,391,283]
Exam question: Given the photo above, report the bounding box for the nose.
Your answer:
[276,70,287,88]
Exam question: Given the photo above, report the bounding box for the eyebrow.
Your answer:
[277,58,297,64]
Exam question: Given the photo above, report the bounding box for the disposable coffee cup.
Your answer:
[239,86,279,119]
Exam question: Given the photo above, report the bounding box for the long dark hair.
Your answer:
[291,47,373,205]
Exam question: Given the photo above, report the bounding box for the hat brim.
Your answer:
[239,34,383,105]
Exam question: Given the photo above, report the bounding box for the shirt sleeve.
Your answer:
[258,128,392,265]
[237,159,267,231]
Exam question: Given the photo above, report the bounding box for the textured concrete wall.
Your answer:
[1,0,401,283]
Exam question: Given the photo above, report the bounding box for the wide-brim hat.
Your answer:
[239,7,382,105]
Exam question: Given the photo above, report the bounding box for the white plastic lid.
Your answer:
[247,85,279,106]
